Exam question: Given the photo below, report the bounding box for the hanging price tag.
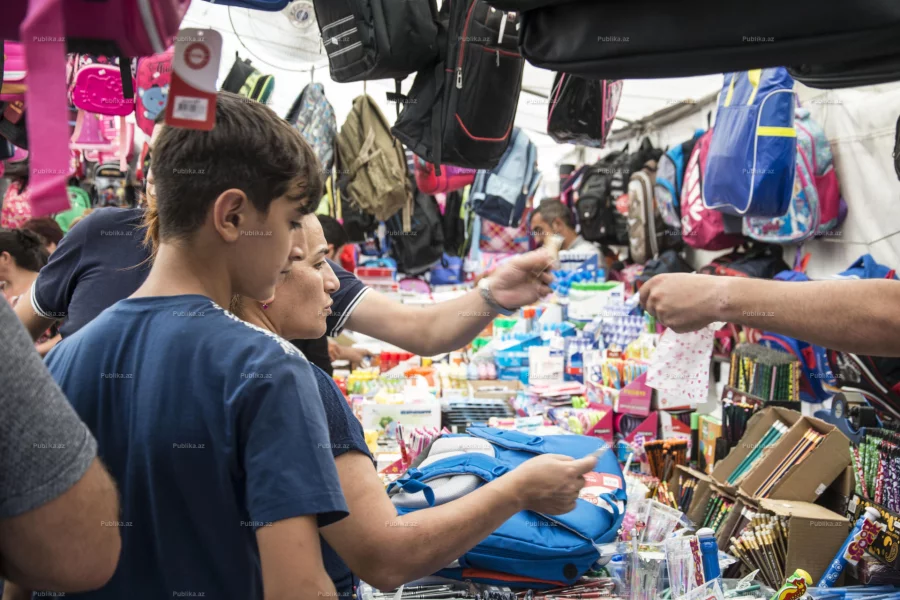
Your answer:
[165,29,222,130]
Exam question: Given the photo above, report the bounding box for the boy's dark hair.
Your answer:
[4,159,30,188]
[317,215,348,250]
[21,218,64,247]
[149,91,323,246]
[0,228,49,272]
[532,199,575,230]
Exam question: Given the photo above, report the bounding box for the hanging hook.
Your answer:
[311,66,315,84]
[363,80,367,95]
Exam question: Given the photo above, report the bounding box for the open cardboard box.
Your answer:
[674,465,715,526]
[758,498,850,584]
[711,407,802,495]
[738,414,851,503]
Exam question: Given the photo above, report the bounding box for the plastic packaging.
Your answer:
[641,500,683,543]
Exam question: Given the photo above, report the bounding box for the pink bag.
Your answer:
[479,209,532,254]
[680,130,744,250]
[414,156,475,195]
[135,47,174,136]
[0,0,190,218]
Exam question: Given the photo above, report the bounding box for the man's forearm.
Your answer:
[414,290,497,356]
[371,477,523,590]
[718,278,900,356]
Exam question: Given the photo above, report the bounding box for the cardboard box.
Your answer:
[467,380,523,402]
[711,407,803,494]
[699,415,722,475]
[759,498,850,583]
[360,401,441,436]
[674,465,714,526]
[715,494,753,550]
[739,414,851,503]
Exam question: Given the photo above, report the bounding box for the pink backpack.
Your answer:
[1,0,190,218]
[135,47,174,136]
[413,156,475,195]
[680,129,744,250]
[1,42,26,101]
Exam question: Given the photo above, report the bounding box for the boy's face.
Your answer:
[235,188,308,303]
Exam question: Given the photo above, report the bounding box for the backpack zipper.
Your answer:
[456,1,478,89]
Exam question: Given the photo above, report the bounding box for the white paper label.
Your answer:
[815,483,827,496]
[172,97,209,122]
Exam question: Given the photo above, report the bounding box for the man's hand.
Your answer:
[341,346,373,370]
[639,273,728,332]
[509,454,597,515]
[488,249,555,311]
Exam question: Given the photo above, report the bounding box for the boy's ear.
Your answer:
[213,189,249,243]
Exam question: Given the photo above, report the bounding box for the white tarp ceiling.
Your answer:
[182,3,722,179]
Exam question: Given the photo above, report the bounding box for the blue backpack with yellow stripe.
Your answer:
[704,67,797,217]
[387,426,626,589]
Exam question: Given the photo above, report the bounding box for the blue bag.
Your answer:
[704,68,797,217]
[388,426,626,588]
[834,254,898,280]
[430,254,465,285]
[470,127,542,227]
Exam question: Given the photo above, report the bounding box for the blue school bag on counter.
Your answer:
[387,426,626,589]
[704,68,797,217]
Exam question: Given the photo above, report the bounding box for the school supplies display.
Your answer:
[728,512,790,588]
[699,490,735,534]
[729,344,801,403]
[853,429,900,511]
[645,439,688,481]
[726,421,788,485]
[722,403,758,450]
[754,429,825,498]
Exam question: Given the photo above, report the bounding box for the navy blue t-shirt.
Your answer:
[31,207,369,338]
[45,295,349,600]
[311,365,373,597]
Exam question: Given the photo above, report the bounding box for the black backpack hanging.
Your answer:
[442,189,467,257]
[575,152,623,245]
[514,0,900,83]
[387,189,445,275]
[391,0,525,171]
[547,74,622,148]
[312,0,440,83]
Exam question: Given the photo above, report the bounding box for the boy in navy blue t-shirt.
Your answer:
[39,92,347,600]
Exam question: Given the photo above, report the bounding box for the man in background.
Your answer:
[528,199,599,255]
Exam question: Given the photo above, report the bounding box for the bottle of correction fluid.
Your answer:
[696,527,721,582]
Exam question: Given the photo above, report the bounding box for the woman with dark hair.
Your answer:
[0,228,60,354]
[21,218,64,254]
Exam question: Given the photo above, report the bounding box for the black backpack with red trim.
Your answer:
[391,0,525,172]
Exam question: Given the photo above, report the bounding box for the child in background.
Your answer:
[21,92,348,600]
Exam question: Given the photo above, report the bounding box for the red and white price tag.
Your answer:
[165,29,222,130]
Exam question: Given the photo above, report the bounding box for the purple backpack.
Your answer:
[680,129,744,250]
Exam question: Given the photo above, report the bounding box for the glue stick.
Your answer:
[696,527,721,582]
[818,506,883,587]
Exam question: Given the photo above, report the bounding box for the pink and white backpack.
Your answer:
[680,129,744,250]
[136,47,174,136]
[0,0,190,218]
